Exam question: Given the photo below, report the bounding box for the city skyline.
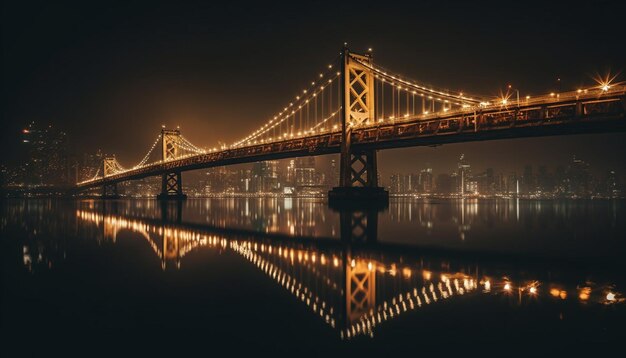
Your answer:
[60,147,623,198]
[4,120,625,191]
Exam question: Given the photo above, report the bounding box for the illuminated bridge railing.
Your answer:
[352,88,626,148]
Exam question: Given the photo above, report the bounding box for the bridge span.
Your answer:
[75,47,626,200]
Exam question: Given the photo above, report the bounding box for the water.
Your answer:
[2,198,625,356]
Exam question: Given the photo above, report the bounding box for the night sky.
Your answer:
[3,0,626,176]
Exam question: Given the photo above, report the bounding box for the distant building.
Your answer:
[294,157,317,187]
[566,156,591,196]
[600,170,620,198]
[205,166,236,193]
[435,173,453,194]
[503,172,518,195]
[537,165,553,193]
[457,154,471,195]
[327,158,338,187]
[522,165,535,194]
[417,168,433,193]
[389,173,413,194]
[475,168,495,195]
[20,122,70,186]
[228,169,253,193]
[252,160,280,193]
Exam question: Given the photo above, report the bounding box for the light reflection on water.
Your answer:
[2,198,625,353]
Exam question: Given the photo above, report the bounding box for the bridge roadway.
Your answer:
[77,90,626,190]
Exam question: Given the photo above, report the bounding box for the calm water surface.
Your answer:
[2,198,625,356]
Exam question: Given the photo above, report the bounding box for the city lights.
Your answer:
[4,1,626,352]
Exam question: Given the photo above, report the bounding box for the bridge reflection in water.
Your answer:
[75,203,624,340]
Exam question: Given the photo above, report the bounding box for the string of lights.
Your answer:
[179,135,206,154]
[231,57,342,148]
[91,167,101,180]
[352,56,484,105]
[177,140,206,155]
[309,107,342,132]
[133,133,163,169]
[235,72,340,147]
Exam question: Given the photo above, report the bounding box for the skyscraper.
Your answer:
[418,167,433,193]
[294,157,317,187]
[567,156,591,196]
[457,154,471,195]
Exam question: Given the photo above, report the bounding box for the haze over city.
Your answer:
[2,0,626,356]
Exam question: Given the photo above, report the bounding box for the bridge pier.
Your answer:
[329,148,388,205]
[157,171,187,200]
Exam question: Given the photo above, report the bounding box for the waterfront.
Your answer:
[1,198,625,355]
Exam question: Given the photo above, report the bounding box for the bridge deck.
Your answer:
[76,91,626,190]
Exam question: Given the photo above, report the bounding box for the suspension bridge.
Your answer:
[75,47,626,201]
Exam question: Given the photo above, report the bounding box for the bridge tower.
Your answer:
[330,47,388,204]
[158,127,187,200]
[101,156,120,198]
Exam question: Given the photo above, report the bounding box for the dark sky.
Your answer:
[3,0,626,176]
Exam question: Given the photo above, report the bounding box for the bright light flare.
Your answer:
[497,89,512,106]
[593,71,622,93]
